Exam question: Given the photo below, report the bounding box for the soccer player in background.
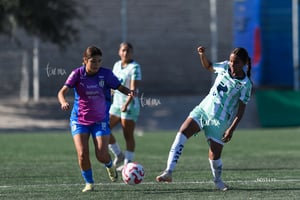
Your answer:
[108,42,142,171]
[57,45,133,192]
[156,46,252,191]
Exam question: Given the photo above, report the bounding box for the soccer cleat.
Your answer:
[113,152,125,167]
[116,164,124,172]
[117,160,132,172]
[82,183,94,192]
[156,170,172,183]
[106,166,118,182]
[214,180,228,191]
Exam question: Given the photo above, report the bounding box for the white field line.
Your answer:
[0,179,300,189]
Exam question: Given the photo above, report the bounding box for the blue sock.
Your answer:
[104,160,113,168]
[81,169,94,184]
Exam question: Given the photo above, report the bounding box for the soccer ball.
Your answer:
[122,162,145,185]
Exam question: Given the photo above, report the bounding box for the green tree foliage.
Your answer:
[0,0,81,48]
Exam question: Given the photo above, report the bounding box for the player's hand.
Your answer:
[61,102,70,111]
[222,129,233,143]
[197,46,205,54]
[121,104,128,112]
[129,90,135,97]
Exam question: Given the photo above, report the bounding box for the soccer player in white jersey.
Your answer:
[109,42,142,171]
[156,46,252,191]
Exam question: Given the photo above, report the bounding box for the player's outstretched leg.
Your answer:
[156,133,187,183]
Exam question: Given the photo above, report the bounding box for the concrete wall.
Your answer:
[0,0,233,97]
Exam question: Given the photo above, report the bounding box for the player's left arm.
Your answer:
[222,100,246,143]
[121,79,140,112]
[117,84,135,110]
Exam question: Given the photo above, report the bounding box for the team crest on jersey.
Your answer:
[99,79,105,88]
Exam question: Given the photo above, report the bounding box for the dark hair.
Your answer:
[83,45,102,59]
[120,42,133,51]
[232,47,252,78]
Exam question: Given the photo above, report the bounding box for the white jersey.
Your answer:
[112,60,142,107]
[199,60,252,121]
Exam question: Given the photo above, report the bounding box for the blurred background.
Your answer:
[0,0,299,131]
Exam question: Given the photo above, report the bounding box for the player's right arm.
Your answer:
[197,46,214,72]
[57,85,70,111]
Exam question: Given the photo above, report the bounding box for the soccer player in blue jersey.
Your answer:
[57,45,133,192]
[156,46,252,191]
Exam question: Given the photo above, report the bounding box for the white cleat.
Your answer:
[156,170,172,183]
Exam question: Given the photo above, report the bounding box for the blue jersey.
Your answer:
[65,66,120,125]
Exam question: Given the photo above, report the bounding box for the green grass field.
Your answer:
[0,128,300,200]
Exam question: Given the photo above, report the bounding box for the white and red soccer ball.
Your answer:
[122,162,145,185]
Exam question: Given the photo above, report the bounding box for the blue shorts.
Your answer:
[70,119,110,138]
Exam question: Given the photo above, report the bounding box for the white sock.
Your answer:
[165,132,187,172]
[124,150,134,164]
[109,143,122,157]
[209,158,223,182]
